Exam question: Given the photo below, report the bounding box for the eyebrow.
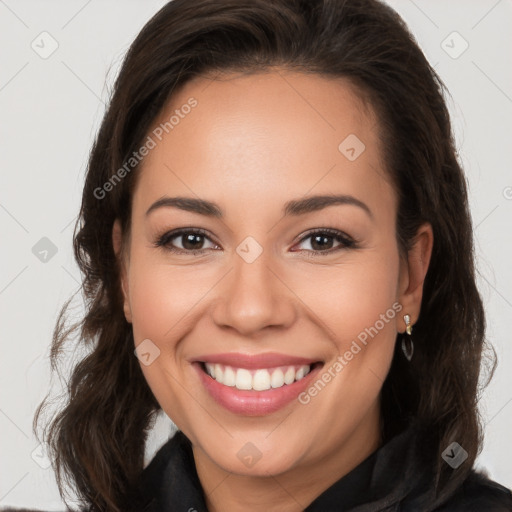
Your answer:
[145,194,373,219]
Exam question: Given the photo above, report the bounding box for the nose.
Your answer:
[211,249,297,337]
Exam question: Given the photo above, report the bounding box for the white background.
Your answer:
[1,0,511,509]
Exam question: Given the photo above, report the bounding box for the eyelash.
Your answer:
[153,227,358,257]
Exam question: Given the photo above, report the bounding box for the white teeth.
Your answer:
[214,363,223,382]
[284,367,296,385]
[205,363,215,378]
[235,369,252,390]
[203,363,311,390]
[271,368,285,388]
[223,366,236,387]
[253,369,271,391]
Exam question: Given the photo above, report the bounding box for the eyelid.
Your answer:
[153,227,220,254]
[291,228,357,255]
[153,227,357,255]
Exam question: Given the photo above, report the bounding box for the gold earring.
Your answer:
[401,314,414,361]
[404,314,413,335]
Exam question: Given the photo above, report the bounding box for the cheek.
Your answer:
[127,255,214,344]
[126,255,212,430]
[291,248,400,348]
[289,250,401,415]
[339,264,398,341]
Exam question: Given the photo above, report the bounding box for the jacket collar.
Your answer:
[137,424,443,512]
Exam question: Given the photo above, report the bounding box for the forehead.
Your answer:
[133,70,394,220]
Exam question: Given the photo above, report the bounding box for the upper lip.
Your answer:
[193,352,321,369]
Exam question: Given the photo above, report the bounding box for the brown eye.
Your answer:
[155,229,219,254]
[292,229,356,255]
[180,232,207,250]
[310,233,335,251]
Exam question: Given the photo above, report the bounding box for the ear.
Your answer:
[112,219,132,324]
[397,223,433,333]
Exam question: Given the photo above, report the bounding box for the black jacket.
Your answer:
[4,426,510,512]
[136,425,512,512]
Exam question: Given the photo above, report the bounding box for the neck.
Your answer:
[192,402,382,512]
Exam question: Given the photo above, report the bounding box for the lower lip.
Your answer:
[194,362,322,416]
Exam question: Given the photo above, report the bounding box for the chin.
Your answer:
[216,445,303,477]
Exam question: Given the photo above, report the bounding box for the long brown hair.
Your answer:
[34,0,495,510]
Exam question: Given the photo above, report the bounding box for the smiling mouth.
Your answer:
[199,361,323,391]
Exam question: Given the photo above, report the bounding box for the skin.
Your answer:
[113,69,433,512]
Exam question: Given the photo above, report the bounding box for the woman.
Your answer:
[34,0,512,510]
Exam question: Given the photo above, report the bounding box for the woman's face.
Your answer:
[115,70,430,481]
